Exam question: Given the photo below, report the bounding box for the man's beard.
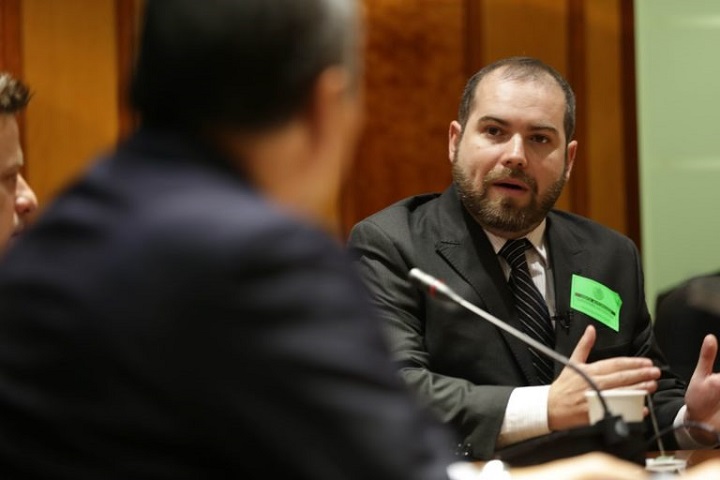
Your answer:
[452,156,567,235]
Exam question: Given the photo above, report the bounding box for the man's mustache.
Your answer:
[484,168,538,194]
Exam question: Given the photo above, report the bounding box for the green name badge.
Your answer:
[570,274,622,331]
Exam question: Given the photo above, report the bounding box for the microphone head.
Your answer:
[408,268,429,285]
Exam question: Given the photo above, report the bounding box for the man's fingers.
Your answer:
[569,325,596,364]
[591,367,660,391]
[584,356,655,376]
[612,380,659,394]
[692,334,718,379]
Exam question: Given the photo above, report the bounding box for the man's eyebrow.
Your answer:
[528,124,559,135]
[477,115,559,135]
[477,115,509,126]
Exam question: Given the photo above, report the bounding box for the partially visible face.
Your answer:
[307,64,364,235]
[295,19,365,235]
[448,69,578,238]
[0,114,37,251]
[13,172,38,241]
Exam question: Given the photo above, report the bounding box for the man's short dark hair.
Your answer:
[0,73,30,114]
[457,56,576,142]
[130,0,360,133]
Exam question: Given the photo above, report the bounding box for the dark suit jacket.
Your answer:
[348,185,686,459]
[655,273,720,384]
[0,128,454,479]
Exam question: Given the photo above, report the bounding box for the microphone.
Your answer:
[408,267,645,465]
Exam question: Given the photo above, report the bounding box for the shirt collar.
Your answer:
[485,220,549,267]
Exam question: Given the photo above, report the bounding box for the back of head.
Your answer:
[131,0,360,133]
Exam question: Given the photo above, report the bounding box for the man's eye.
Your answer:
[2,172,18,187]
[486,126,502,136]
[530,134,550,144]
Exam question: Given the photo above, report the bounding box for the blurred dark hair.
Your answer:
[0,72,30,114]
[457,56,576,142]
[130,0,360,132]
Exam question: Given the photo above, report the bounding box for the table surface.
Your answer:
[647,450,720,468]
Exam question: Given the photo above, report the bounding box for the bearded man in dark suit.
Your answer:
[348,56,720,459]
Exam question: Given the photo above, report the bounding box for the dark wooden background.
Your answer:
[0,0,639,245]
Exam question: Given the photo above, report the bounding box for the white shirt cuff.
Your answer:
[673,404,718,449]
[497,385,551,448]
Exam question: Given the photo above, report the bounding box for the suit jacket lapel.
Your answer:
[434,187,538,385]
[546,211,592,364]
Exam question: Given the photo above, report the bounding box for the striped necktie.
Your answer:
[499,238,555,384]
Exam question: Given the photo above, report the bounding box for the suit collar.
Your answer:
[545,212,591,356]
[435,187,539,384]
[121,127,241,177]
[434,187,510,315]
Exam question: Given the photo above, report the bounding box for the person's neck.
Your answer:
[210,122,341,234]
[481,222,541,241]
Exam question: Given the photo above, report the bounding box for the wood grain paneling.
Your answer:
[620,0,640,248]
[116,0,144,141]
[343,0,639,244]
[21,0,119,206]
[567,0,588,217]
[585,0,625,234]
[0,0,22,75]
[0,0,25,164]
[341,0,466,235]
[481,0,574,213]
[116,0,140,142]
[12,0,637,242]
[481,0,569,68]
[464,0,484,74]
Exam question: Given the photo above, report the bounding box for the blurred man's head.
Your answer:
[0,73,37,250]
[130,0,364,229]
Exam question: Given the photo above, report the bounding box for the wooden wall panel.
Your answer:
[479,0,573,212]
[343,0,639,245]
[620,0,639,246]
[116,0,142,141]
[566,0,589,217]
[117,0,144,140]
[0,0,22,75]
[481,0,569,68]
[341,0,466,235]
[10,0,636,243]
[585,0,626,234]
[21,0,119,206]
[0,0,24,163]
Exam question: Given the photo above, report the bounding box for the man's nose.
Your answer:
[500,134,527,169]
[15,174,38,218]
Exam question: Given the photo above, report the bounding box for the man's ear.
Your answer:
[448,120,462,164]
[565,139,578,180]
[305,66,358,152]
[296,65,362,232]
